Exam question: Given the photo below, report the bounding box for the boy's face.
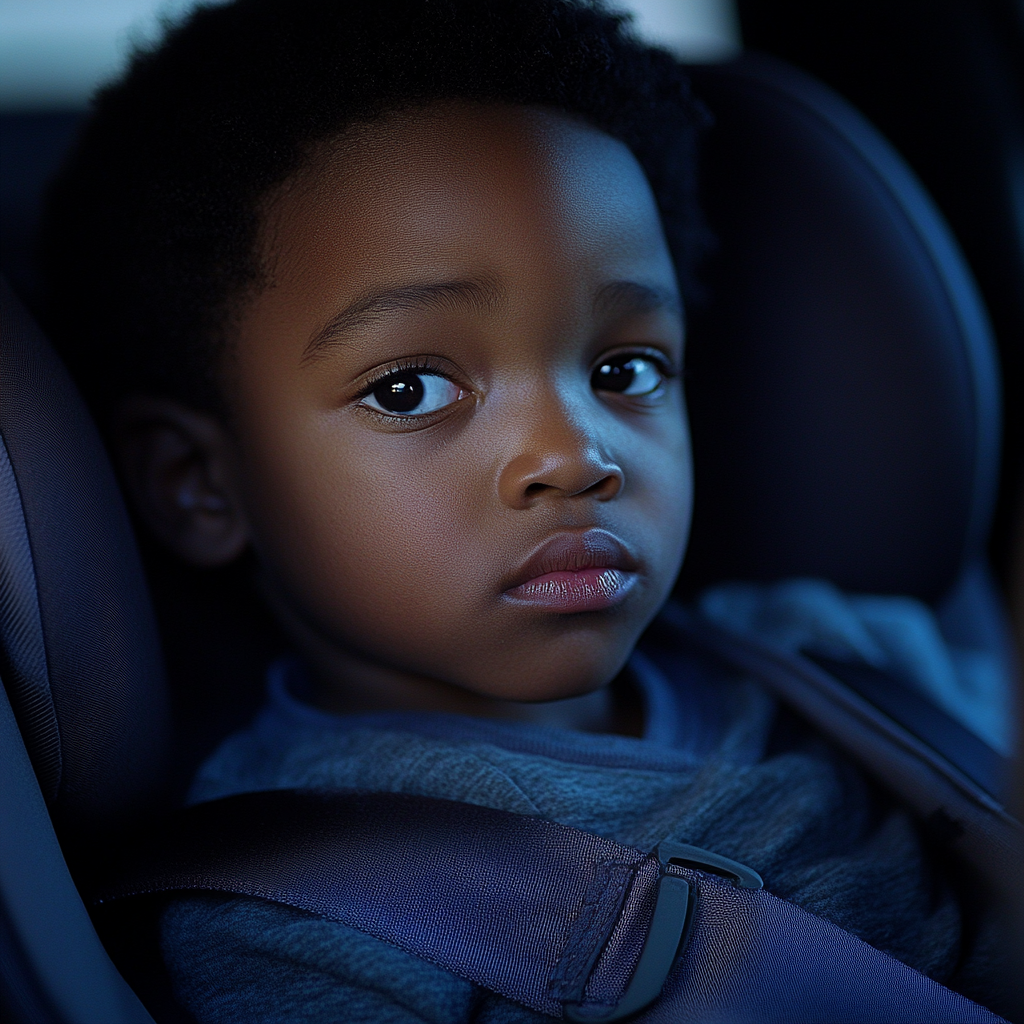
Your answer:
[170,103,691,707]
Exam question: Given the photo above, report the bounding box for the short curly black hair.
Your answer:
[40,0,709,414]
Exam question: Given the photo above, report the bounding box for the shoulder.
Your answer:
[190,723,545,816]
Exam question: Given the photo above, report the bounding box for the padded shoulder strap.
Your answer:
[92,790,1004,1023]
[651,606,1023,895]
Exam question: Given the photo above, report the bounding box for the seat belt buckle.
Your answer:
[563,842,762,1022]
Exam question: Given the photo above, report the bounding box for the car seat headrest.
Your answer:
[0,278,169,830]
[678,55,1001,604]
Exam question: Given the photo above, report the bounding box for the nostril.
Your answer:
[591,473,622,500]
[498,453,623,509]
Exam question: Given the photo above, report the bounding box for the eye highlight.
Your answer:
[359,368,465,417]
[591,354,667,397]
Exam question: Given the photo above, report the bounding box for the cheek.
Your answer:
[628,411,693,590]
[241,411,489,642]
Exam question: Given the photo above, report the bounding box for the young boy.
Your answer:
[40,0,1002,1020]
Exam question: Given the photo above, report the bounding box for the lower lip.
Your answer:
[503,568,636,613]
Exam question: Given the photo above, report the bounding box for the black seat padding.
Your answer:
[679,55,1001,605]
[0,278,169,831]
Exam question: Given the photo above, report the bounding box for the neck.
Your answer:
[266,581,643,736]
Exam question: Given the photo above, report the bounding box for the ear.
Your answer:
[112,396,250,566]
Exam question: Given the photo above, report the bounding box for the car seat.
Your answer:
[0,53,1017,1023]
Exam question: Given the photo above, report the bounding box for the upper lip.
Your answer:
[503,529,639,591]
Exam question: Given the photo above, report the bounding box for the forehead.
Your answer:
[259,102,674,305]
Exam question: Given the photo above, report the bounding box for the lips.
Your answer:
[502,529,639,613]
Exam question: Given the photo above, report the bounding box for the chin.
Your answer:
[470,638,634,704]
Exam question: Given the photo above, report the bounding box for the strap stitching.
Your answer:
[547,858,638,1006]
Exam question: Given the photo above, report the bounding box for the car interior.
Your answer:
[1,2,1022,1022]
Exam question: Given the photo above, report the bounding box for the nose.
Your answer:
[496,402,624,510]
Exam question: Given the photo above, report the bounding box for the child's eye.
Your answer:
[359,370,465,417]
[591,355,666,397]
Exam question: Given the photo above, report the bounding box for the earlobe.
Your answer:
[112,396,250,566]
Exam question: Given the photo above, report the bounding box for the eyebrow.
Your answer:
[303,278,501,362]
[593,280,683,319]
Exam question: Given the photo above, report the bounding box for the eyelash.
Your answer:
[354,356,452,401]
[353,347,677,422]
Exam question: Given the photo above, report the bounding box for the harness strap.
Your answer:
[653,607,1024,893]
[92,789,1005,1023]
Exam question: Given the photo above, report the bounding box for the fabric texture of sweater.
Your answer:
[159,582,1006,1023]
